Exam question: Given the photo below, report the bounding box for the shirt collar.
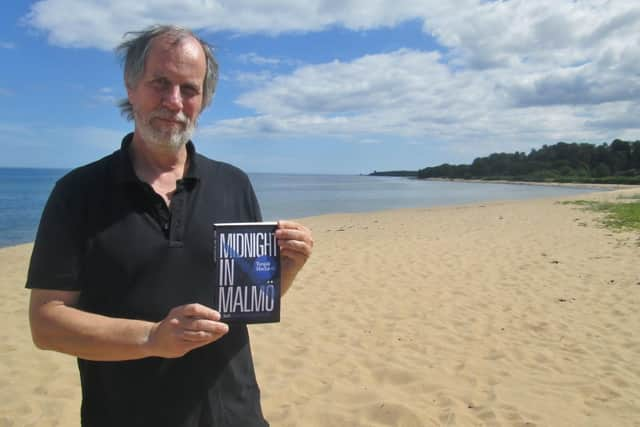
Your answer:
[113,133,201,186]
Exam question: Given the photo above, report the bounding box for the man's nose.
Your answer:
[162,85,183,111]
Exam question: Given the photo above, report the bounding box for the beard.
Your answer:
[134,108,196,152]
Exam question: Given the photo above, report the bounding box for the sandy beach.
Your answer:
[2,187,639,426]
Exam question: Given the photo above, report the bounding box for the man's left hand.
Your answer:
[276,220,313,295]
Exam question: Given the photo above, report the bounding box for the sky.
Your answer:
[2,0,640,174]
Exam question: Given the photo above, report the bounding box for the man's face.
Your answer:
[127,35,207,151]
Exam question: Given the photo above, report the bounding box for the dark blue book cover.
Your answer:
[213,222,280,323]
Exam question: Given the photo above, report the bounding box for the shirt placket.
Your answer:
[169,181,187,248]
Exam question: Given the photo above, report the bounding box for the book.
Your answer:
[213,222,280,323]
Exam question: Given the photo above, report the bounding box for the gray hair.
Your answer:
[115,25,218,120]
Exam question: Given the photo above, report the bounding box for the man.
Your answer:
[26,25,313,427]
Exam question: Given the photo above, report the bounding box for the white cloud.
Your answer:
[0,41,15,49]
[200,40,637,156]
[228,71,276,86]
[26,0,431,49]
[26,1,640,106]
[584,102,640,133]
[89,87,118,105]
[26,0,640,159]
[26,0,639,58]
[91,94,118,105]
[357,138,383,145]
[237,52,282,66]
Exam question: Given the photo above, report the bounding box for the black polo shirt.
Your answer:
[26,134,268,427]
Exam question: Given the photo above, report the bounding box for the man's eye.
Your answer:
[151,79,169,89]
[182,86,199,97]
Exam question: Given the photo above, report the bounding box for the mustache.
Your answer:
[148,109,189,125]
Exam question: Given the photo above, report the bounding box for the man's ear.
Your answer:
[125,82,138,109]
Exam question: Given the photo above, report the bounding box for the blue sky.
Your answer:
[2,1,639,174]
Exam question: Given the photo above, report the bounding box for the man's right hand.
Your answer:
[147,304,229,358]
[29,290,229,361]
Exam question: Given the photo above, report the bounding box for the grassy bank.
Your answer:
[562,194,640,232]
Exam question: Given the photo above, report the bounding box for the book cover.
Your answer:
[213,222,280,323]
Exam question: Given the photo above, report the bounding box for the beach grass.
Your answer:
[561,197,640,232]
[618,193,640,200]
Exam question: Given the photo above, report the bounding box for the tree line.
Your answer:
[413,139,640,184]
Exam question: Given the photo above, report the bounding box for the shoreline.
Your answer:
[1,184,631,250]
[422,177,638,190]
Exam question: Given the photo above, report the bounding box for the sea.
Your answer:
[0,167,605,248]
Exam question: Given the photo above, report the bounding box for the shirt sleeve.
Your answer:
[26,180,84,291]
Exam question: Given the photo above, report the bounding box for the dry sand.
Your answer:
[2,188,639,426]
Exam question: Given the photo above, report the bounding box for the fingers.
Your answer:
[170,305,228,342]
[276,221,313,242]
[180,324,228,342]
[149,304,229,357]
[276,220,303,230]
[276,220,314,255]
[278,239,311,255]
[279,248,310,267]
[180,318,229,341]
[176,303,221,320]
